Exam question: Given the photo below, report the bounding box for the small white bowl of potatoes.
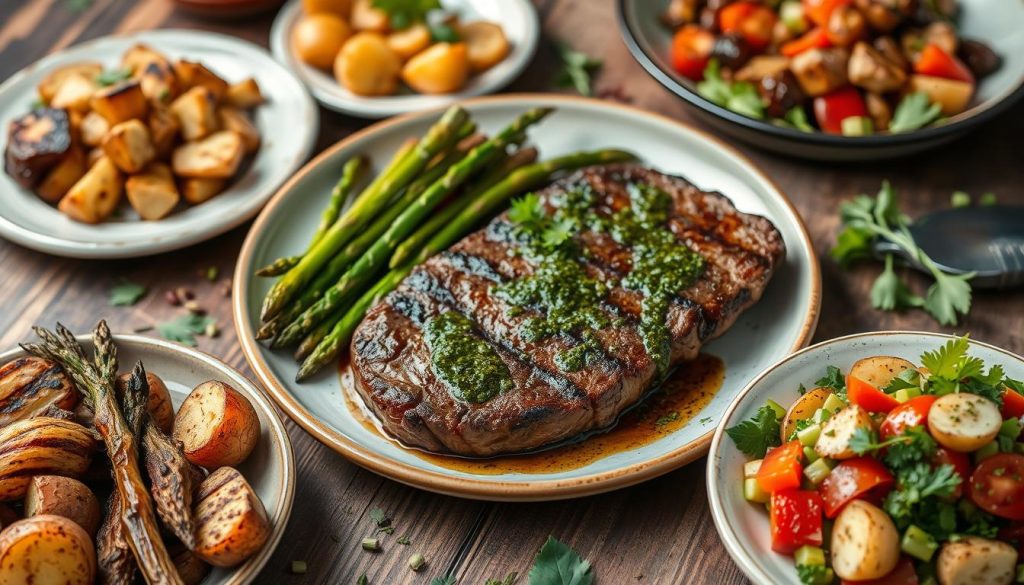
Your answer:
[270,0,540,118]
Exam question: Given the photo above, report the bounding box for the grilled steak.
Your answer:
[350,164,785,456]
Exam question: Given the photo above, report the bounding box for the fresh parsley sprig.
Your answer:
[508,193,576,252]
[726,404,782,458]
[528,536,593,585]
[372,0,440,29]
[556,44,602,97]
[889,92,943,133]
[696,60,765,120]
[832,181,974,325]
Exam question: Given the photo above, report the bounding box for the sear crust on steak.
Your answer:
[350,164,785,456]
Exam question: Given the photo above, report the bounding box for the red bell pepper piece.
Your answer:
[845,372,900,412]
[802,0,853,26]
[770,489,824,554]
[841,557,919,585]
[915,44,975,83]
[719,2,777,51]
[1003,388,1024,419]
[819,457,894,518]
[880,395,938,439]
[671,25,716,81]
[757,440,804,493]
[780,27,832,57]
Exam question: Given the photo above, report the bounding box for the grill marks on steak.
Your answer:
[351,164,785,456]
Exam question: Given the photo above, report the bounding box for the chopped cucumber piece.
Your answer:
[893,387,922,402]
[822,393,845,413]
[804,458,833,486]
[744,477,770,503]
[812,407,831,424]
[779,1,807,34]
[976,441,999,463]
[765,399,786,420]
[744,459,763,479]
[841,116,874,136]
[794,545,826,567]
[901,525,938,561]
[1001,417,1022,439]
[803,446,820,463]
[797,423,822,447]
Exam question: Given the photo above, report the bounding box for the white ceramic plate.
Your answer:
[0,333,295,585]
[707,331,1024,585]
[270,0,540,118]
[0,29,318,259]
[233,94,821,501]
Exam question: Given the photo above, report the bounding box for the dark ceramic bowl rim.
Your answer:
[615,0,1024,148]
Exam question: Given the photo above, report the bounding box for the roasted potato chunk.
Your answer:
[90,80,149,124]
[193,467,271,568]
[0,515,96,585]
[848,41,907,93]
[58,156,123,224]
[79,111,111,148]
[140,59,180,105]
[37,62,102,103]
[125,162,180,220]
[0,356,78,427]
[790,47,850,96]
[173,547,212,585]
[173,380,260,468]
[147,106,180,156]
[218,107,260,153]
[225,77,264,109]
[36,146,87,203]
[173,59,229,101]
[121,43,169,74]
[4,108,73,188]
[49,73,99,113]
[24,476,101,536]
[181,177,227,205]
[102,119,156,173]
[170,86,219,141]
[172,131,244,179]
[386,24,432,60]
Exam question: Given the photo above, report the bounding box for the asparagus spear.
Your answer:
[22,322,183,585]
[255,155,369,277]
[97,492,138,585]
[388,146,539,269]
[260,106,471,321]
[276,109,552,347]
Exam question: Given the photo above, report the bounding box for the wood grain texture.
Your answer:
[0,0,1022,583]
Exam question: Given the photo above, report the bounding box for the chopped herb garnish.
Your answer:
[371,0,440,29]
[796,564,830,585]
[95,68,133,87]
[429,23,460,43]
[358,575,369,585]
[889,92,942,133]
[156,314,214,346]
[656,412,680,427]
[726,404,782,459]
[814,366,847,397]
[109,279,148,306]
[528,536,593,585]
[396,535,411,545]
[697,60,764,120]
[556,44,602,96]
[951,191,971,208]
[485,573,519,585]
[430,577,457,585]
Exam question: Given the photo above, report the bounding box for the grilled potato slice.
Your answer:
[90,80,149,124]
[170,86,219,141]
[36,146,87,204]
[58,156,123,224]
[180,177,227,205]
[225,77,264,109]
[147,106,181,156]
[4,108,73,188]
[79,111,111,148]
[49,73,99,113]
[37,62,102,103]
[125,162,179,220]
[24,476,101,536]
[218,107,260,153]
[172,131,244,179]
[0,417,96,501]
[173,380,260,468]
[102,119,156,173]
[194,467,270,568]
[0,356,77,428]
[0,515,96,585]
[173,59,229,102]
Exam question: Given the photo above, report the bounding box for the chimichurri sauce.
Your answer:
[423,311,513,403]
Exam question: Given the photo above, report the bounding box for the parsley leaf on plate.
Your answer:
[697,60,765,119]
[814,365,847,396]
[726,404,782,458]
[95,68,133,87]
[920,337,975,379]
[882,368,920,393]
[372,0,440,29]
[109,279,147,306]
[429,23,461,42]
[884,462,960,521]
[157,314,214,346]
[528,536,593,585]
[556,44,602,96]
[889,92,943,133]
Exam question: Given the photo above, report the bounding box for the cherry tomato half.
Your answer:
[845,371,899,412]
[841,557,919,585]
[915,44,975,83]
[671,25,715,81]
[969,453,1024,520]
[1002,388,1024,419]
[757,440,804,493]
[802,0,853,26]
[770,489,824,554]
[819,457,894,518]
[781,27,832,57]
[934,447,971,499]
[719,2,777,51]
[880,395,938,439]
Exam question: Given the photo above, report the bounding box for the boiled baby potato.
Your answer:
[172,131,244,179]
[334,33,402,96]
[459,21,510,72]
[386,24,431,60]
[58,156,123,224]
[303,0,351,14]
[848,355,916,388]
[831,500,899,580]
[194,467,271,568]
[401,42,470,94]
[37,62,102,103]
[173,380,261,468]
[102,119,156,173]
[293,13,352,69]
[781,387,832,441]
[937,536,1016,585]
[125,162,180,221]
[24,476,101,536]
[928,393,1001,452]
[350,0,389,31]
[117,370,175,434]
[181,177,227,205]
[0,515,95,585]
[815,404,874,460]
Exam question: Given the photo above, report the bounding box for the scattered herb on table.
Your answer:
[156,313,215,346]
[357,575,369,585]
[109,279,148,306]
[725,404,782,458]
[397,535,411,545]
[372,0,440,29]
[696,60,764,120]
[430,577,457,585]
[832,181,974,325]
[369,507,394,534]
[485,573,519,585]
[528,536,593,585]
[95,68,133,87]
[888,92,943,133]
[556,44,602,96]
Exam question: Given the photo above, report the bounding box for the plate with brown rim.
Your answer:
[232,94,821,501]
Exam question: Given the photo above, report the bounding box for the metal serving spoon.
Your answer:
[873,206,1024,289]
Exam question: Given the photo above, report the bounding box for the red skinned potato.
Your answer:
[24,475,101,536]
[0,515,96,585]
[194,467,270,567]
[173,380,260,468]
[117,370,175,434]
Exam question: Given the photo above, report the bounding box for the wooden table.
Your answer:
[1,0,1022,583]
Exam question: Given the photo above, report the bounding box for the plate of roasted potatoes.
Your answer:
[0,29,317,258]
[0,322,294,585]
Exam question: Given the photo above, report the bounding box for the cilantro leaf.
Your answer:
[109,279,147,306]
[696,60,764,119]
[95,68,133,87]
[156,314,214,346]
[831,225,874,266]
[871,254,925,312]
[814,366,846,396]
[358,575,369,585]
[884,463,960,521]
[556,44,602,96]
[372,0,440,29]
[528,536,593,585]
[726,404,782,458]
[430,578,457,585]
[889,92,942,133]
[920,337,972,379]
[979,192,997,206]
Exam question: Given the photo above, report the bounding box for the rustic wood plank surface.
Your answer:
[1,0,1022,583]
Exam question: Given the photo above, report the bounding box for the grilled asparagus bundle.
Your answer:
[254,104,638,380]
